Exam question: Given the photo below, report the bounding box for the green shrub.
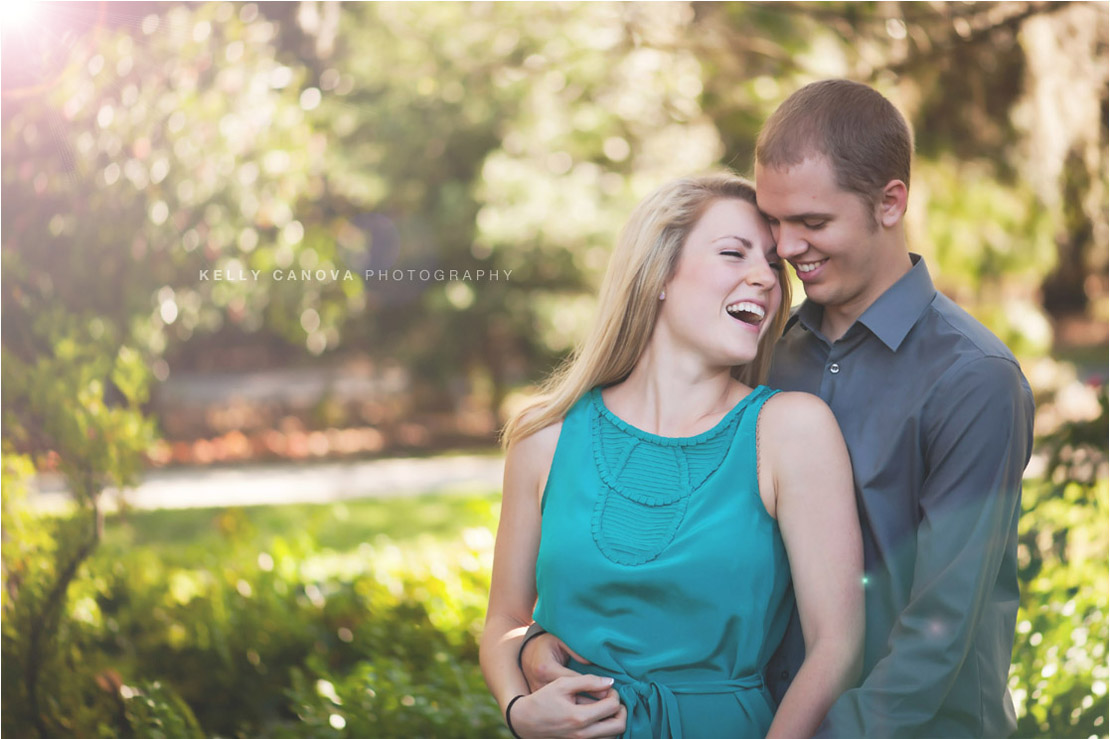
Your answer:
[122,681,205,739]
[1010,386,1109,738]
[10,497,502,737]
[3,445,1105,737]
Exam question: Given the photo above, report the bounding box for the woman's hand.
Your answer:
[510,675,627,739]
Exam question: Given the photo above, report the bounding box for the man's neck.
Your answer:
[819,249,913,342]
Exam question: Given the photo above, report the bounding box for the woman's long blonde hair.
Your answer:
[500,172,791,449]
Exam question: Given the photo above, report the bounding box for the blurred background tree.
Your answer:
[1,1,1105,736]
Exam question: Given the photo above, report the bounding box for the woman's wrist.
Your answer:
[518,622,548,672]
[505,693,526,739]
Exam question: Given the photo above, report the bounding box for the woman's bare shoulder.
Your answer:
[759,391,841,444]
[505,409,564,480]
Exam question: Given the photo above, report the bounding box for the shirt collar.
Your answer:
[784,297,823,337]
[783,254,937,352]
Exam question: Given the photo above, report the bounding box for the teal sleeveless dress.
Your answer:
[533,385,793,738]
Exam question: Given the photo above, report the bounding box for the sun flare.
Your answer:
[0,0,37,33]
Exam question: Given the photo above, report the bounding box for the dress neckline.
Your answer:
[589,385,765,447]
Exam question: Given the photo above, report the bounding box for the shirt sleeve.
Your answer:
[816,355,1034,737]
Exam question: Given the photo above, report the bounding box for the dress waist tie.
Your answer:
[615,673,765,738]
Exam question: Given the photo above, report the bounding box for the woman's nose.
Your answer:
[747,252,776,287]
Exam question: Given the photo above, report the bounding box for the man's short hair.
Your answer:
[756,79,913,204]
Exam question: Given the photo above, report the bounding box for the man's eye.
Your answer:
[804,221,826,230]
[769,262,784,272]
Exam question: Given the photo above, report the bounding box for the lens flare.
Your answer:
[0,0,37,33]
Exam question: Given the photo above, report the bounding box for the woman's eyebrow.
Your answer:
[711,235,752,248]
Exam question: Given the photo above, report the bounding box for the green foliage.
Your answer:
[2,451,201,738]
[5,491,503,737]
[2,3,355,376]
[1,284,158,737]
[1,6,358,725]
[1010,386,1109,738]
[2,308,155,495]
[122,681,205,739]
[1012,480,1109,738]
[5,1,1104,406]
[5,459,1108,737]
[1,2,1105,737]
[280,653,506,739]
[911,157,1059,356]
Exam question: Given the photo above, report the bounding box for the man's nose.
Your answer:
[776,228,808,260]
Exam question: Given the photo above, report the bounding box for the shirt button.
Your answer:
[829,363,840,374]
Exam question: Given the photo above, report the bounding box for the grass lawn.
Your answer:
[99,487,503,566]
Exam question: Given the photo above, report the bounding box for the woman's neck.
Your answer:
[603,343,746,437]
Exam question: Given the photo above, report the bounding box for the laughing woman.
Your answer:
[479,174,863,739]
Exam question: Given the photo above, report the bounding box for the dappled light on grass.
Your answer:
[101,491,502,562]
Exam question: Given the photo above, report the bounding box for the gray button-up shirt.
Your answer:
[766,255,1034,738]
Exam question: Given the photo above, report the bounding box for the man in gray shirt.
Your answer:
[520,79,1034,737]
[757,80,1034,737]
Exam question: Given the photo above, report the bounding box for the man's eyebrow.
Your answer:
[780,212,835,222]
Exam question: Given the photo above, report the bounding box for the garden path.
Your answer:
[29,453,505,513]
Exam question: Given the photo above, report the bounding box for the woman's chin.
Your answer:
[720,351,759,369]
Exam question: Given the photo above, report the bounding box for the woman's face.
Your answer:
[657,198,783,369]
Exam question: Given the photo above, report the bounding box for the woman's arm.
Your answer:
[479,422,626,739]
[760,392,864,739]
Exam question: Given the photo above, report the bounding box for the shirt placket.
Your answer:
[817,329,866,404]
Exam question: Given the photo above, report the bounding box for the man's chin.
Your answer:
[800,282,830,303]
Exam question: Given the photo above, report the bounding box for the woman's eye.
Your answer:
[721,250,744,258]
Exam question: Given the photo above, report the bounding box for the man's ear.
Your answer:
[876,179,908,228]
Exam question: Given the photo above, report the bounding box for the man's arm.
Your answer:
[520,627,607,703]
[817,356,1034,737]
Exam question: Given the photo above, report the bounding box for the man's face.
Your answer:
[755,155,889,324]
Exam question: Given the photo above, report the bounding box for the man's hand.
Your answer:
[521,633,604,699]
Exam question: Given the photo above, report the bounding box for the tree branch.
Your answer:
[24,475,102,738]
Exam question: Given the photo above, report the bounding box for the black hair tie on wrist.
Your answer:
[505,694,526,739]
[517,623,547,672]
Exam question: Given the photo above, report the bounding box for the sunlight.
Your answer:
[0,0,37,33]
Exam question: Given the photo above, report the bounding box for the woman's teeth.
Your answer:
[726,301,765,325]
